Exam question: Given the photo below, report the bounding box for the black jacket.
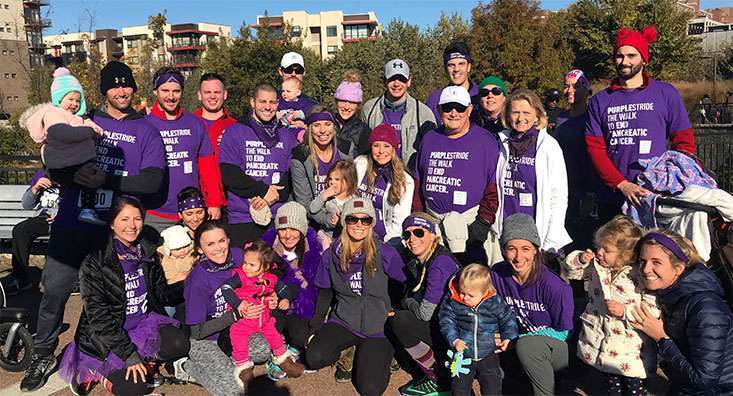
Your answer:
[336,115,370,156]
[656,264,733,395]
[74,228,184,366]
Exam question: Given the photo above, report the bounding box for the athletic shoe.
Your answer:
[400,376,449,396]
[265,359,286,381]
[78,209,106,226]
[20,353,57,392]
[68,379,95,396]
[70,283,80,296]
[173,358,193,382]
[334,362,352,383]
[390,357,401,373]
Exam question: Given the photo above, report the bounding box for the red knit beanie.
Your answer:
[368,124,399,149]
[614,26,657,62]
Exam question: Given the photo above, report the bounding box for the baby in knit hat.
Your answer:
[157,225,197,284]
[276,77,306,129]
[20,67,105,226]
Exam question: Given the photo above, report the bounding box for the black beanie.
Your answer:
[100,61,137,95]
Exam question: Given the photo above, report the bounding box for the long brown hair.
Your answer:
[306,104,339,182]
[339,218,378,277]
[365,147,407,206]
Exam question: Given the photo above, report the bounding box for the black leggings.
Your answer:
[227,222,269,250]
[105,325,190,395]
[305,323,394,396]
[273,310,310,350]
[387,309,434,349]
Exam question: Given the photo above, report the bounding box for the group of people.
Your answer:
[3,23,732,396]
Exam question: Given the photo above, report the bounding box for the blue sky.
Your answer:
[45,0,733,36]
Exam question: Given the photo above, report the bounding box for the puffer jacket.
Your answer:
[336,114,370,156]
[74,228,185,366]
[655,264,733,395]
[438,275,519,360]
[562,251,659,378]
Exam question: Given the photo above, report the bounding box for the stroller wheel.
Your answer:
[0,322,34,372]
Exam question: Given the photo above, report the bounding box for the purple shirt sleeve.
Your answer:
[423,255,459,305]
[184,270,209,326]
[585,96,604,139]
[381,243,406,282]
[314,251,332,289]
[140,123,166,171]
[543,271,575,331]
[218,125,243,167]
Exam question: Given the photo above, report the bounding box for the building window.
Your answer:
[344,24,369,39]
[4,73,8,78]
[5,96,10,101]
[326,26,337,37]
[1,50,6,55]
[327,45,338,54]
[10,49,15,55]
[13,96,18,101]
[0,27,4,32]
[127,39,138,48]
[11,73,15,78]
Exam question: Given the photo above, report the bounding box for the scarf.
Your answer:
[507,127,539,157]
[383,97,407,112]
[113,237,146,262]
[248,111,280,148]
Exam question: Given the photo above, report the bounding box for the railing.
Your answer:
[693,103,733,125]
[0,155,41,185]
[694,125,733,193]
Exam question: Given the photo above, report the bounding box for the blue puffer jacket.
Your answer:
[438,276,519,360]
[655,265,733,395]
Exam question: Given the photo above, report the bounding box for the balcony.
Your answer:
[168,45,206,52]
[25,18,51,28]
[23,0,50,6]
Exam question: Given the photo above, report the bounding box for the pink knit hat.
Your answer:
[334,80,363,103]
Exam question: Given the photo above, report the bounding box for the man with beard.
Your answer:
[425,41,480,125]
[219,84,297,247]
[145,67,222,231]
[194,72,236,209]
[362,59,436,169]
[585,26,695,222]
[20,61,166,392]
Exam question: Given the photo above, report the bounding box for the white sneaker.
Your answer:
[173,358,192,382]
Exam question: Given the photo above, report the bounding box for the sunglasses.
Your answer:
[402,228,426,240]
[282,65,305,75]
[480,87,504,97]
[439,103,468,113]
[345,216,373,226]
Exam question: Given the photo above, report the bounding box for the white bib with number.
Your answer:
[78,189,114,209]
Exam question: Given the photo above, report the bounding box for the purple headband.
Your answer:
[643,232,689,263]
[402,215,436,234]
[178,195,205,213]
[306,111,335,125]
[154,72,185,90]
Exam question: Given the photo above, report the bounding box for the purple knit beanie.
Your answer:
[334,80,363,103]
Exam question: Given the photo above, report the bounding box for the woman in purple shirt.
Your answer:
[491,213,574,395]
[305,197,406,396]
[388,213,459,395]
[58,196,189,395]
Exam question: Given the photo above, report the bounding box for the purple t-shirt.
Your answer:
[121,257,148,331]
[420,254,459,305]
[357,166,390,239]
[146,112,214,215]
[555,113,595,193]
[490,262,574,333]
[502,130,539,219]
[218,123,297,224]
[585,79,692,184]
[184,247,244,340]
[416,125,499,214]
[426,82,479,125]
[382,108,404,156]
[315,151,340,195]
[55,114,166,230]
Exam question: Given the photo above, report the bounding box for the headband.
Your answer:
[402,215,436,234]
[154,72,185,90]
[444,52,471,65]
[643,232,689,263]
[306,111,335,125]
[178,195,205,213]
[565,69,591,91]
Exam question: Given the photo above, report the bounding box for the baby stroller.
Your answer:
[0,277,34,371]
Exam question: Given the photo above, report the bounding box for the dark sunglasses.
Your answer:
[345,216,373,226]
[439,103,468,113]
[402,228,426,240]
[386,75,409,84]
[480,87,504,97]
[282,65,305,75]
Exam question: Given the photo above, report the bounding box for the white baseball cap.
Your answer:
[438,86,471,107]
[281,52,305,69]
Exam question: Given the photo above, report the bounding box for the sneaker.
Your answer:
[20,353,57,392]
[78,209,106,226]
[400,376,448,396]
[69,379,96,396]
[265,359,286,381]
[390,357,401,373]
[173,358,193,382]
[334,362,352,383]
[1,276,33,297]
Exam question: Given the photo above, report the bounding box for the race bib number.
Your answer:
[639,140,652,155]
[184,161,193,174]
[519,193,533,207]
[78,189,113,209]
[271,172,281,184]
[453,191,467,206]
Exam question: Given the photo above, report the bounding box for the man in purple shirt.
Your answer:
[425,41,480,125]
[219,84,297,248]
[21,61,165,392]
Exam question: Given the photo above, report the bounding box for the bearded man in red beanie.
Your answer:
[585,26,696,222]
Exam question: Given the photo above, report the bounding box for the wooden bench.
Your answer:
[0,184,47,242]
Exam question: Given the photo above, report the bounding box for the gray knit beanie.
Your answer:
[340,197,376,227]
[275,202,308,236]
[500,213,541,247]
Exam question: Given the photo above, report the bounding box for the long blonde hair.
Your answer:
[365,148,407,206]
[339,221,378,277]
[502,89,548,130]
[306,105,339,182]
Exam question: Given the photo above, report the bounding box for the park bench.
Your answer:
[0,184,47,243]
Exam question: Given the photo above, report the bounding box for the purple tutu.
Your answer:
[58,312,179,384]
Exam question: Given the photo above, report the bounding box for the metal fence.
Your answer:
[694,124,733,192]
[0,155,42,185]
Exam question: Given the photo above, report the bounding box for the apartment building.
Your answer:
[256,10,380,60]
[45,29,123,66]
[0,0,49,115]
